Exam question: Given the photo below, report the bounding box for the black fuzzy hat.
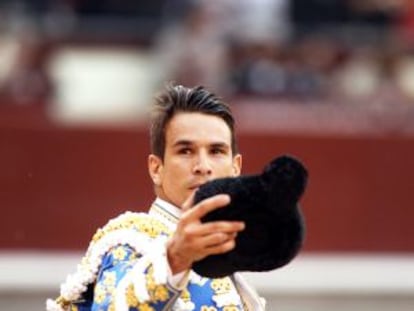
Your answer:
[192,155,308,278]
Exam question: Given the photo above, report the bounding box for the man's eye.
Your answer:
[178,148,192,154]
[211,148,225,155]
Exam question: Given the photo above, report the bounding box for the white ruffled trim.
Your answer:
[172,298,195,311]
[114,236,169,310]
[46,212,170,311]
[46,299,66,311]
[212,291,243,308]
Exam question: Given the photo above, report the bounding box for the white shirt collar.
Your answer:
[149,197,183,229]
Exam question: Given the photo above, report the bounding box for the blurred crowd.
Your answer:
[1,0,414,107]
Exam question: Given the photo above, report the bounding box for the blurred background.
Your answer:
[1,0,414,310]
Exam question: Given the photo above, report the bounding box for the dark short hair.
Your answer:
[150,84,238,159]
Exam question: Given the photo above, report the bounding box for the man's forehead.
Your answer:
[166,112,232,143]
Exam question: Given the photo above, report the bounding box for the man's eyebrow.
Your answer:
[210,142,230,149]
[172,140,193,148]
[172,140,230,148]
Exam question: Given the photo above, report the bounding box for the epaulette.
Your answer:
[46,211,171,311]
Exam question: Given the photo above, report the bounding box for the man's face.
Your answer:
[149,112,242,207]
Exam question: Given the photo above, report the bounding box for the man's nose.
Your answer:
[193,152,212,175]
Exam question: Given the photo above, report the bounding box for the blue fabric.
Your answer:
[72,243,243,311]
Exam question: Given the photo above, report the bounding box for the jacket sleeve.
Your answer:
[91,244,182,311]
[46,213,184,311]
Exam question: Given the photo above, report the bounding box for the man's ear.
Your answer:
[148,154,163,186]
[232,153,242,177]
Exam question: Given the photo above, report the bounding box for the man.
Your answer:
[47,85,265,311]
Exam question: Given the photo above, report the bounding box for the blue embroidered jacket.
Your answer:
[47,199,265,311]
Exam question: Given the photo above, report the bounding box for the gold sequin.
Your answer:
[138,303,155,311]
[126,284,139,307]
[93,284,106,304]
[211,278,232,295]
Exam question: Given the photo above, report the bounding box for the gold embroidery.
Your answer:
[145,266,170,302]
[138,303,156,311]
[102,271,116,287]
[145,266,156,291]
[112,246,127,261]
[180,288,191,302]
[102,270,116,295]
[92,213,171,243]
[151,204,179,225]
[50,211,173,309]
[126,284,139,307]
[210,277,243,309]
[93,284,106,304]
[138,218,167,238]
[211,278,232,295]
[201,306,217,311]
[153,286,169,301]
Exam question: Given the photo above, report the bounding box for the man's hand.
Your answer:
[167,193,245,274]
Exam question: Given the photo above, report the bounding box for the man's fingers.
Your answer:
[203,239,237,256]
[174,193,241,266]
[183,194,231,221]
[200,232,238,247]
[191,232,238,260]
[195,221,245,236]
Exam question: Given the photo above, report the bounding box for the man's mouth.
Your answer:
[189,184,201,191]
[188,182,207,191]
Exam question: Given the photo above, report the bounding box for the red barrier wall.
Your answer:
[1,107,414,252]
